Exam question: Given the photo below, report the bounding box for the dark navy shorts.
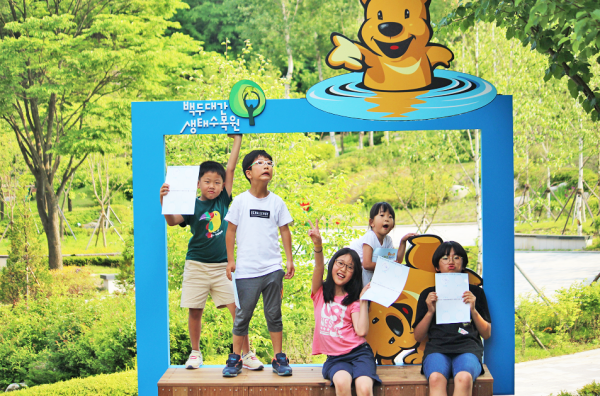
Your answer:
[322,343,381,386]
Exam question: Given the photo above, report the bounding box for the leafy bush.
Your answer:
[310,142,336,162]
[552,168,598,190]
[62,256,123,267]
[116,229,134,288]
[11,369,137,395]
[47,267,100,297]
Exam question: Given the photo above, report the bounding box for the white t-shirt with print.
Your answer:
[349,229,394,286]
[224,190,293,279]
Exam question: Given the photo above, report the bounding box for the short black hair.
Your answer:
[199,161,226,182]
[322,248,363,306]
[241,149,273,183]
[369,202,396,222]
[432,241,469,272]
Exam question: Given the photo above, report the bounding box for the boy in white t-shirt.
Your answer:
[349,202,416,287]
[222,149,295,377]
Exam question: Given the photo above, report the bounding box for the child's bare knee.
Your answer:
[332,371,352,395]
[189,308,203,319]
[454,372,473,389]
[428,372,447,389]
[354,376,374,396]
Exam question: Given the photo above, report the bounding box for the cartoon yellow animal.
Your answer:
[326,0,454,91]
[366,235,482,365]
[199,211,221,239]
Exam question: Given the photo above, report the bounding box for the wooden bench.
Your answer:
[158,365,493,396]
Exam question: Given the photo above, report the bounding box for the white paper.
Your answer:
[435,273,470,324]
[372,248,397,262]
[161,166,199,215]
[231,272,240,309]
[361,256,410,307]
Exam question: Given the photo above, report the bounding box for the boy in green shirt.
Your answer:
[160,135,261,370]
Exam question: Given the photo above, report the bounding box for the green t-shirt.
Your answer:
[180,189,232,263]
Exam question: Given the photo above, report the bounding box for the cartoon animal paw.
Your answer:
[327,34,365,72]
[427,45,454,69]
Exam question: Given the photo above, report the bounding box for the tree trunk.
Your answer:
[340,132,345,153]
[359,131,364,149]
[369,131,374,147]
[576,136,584,236]
[280,0,294,99]
[315,34,323,82]
[0,200,3,221]
[36,187,63,270]
[526,140,531,219]
[546,161,552,219]
[330,132,338,157]
[68,196,72,212]
[472,130,483,275]
[384,131,390,145]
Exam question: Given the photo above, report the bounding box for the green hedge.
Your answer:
[555,380,600,396]
[62,256,123,267]
[12,370,137,395]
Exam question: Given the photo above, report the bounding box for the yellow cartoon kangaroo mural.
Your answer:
[326,0,454,91]
[365,235,482,365]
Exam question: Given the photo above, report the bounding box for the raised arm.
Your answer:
[308,218,325,295]
[160,183,184,226]
[362,244,376,271]
[352,284,371,337]
[463,290,492,340]
[414,292,437,342]
[396,233,417,264]
[225,134,243,196]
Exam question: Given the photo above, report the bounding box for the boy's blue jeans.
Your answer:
[423,353,482,381]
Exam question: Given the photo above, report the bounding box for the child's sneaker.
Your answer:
[242,351,264,370]
[222,353,243,377]
[185,350,203,369]
[271,352,292,376]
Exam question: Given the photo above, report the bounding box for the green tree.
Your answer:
[0,0,192,269]
[0,193,49,307]
[440,0,600,121]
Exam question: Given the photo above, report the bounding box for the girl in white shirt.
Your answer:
[349,202,416,286]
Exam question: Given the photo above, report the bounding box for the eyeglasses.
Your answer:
[441,255,463,262]
[334,260,354,272]
[248,160,275,169]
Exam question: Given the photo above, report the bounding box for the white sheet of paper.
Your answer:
[361,256,410,307]
[161,166,199,215]
[231,272,240,309]
[372,248,397,262]
[435,273,470,324]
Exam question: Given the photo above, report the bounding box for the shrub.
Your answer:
[47,267,100,297]
[116,229,134,288]
[62,256,123,267]
[310,142,336,162]
[11,369,137,395]
[552,168,598,190]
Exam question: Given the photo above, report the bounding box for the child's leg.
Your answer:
[261,270,285,356]
[354,376,374,396]
[332,371,353,396]
[226,303,250,355]
[450,353,481,396]
[423,353,452,396]
[232,276,264,355]
[188,308,204,351]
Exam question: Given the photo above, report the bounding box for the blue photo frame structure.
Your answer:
[131,96,515,396]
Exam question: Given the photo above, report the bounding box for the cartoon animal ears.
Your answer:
[404,234,483,287]
[360,0,429,6]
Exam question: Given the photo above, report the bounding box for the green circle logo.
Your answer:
[229,80,266,126]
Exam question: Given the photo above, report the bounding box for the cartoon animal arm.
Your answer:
[326,33,369,72]
[426,44,454,69]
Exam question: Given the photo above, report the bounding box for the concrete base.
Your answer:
[99,274,124,294]
[515,234,593,250]
[0,255,7,269]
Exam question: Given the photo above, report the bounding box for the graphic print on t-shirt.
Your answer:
[249,209,270,219]
[199,211,223,238]
[320,302,347,338]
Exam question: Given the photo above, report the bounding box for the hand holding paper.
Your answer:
[361,257,410,307]
[435,273,470,324]
[161,166,199,215]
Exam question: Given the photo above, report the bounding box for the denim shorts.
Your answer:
[322,343,381,386]
[423,353,482,381]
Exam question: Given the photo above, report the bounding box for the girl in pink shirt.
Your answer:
[308,219,380,396]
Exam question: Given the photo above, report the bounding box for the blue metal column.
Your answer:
[132,103,170,396]
[481,95,515,395]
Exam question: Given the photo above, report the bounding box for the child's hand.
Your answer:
[463,290,477,313]
[426,292,437,313]
[228,134,242,140]
[401,233,418,243]
[307,218,323,246]
[360,282,371,299]
[160,183,170,204]
[284,260,295,279]
[226,261,236,281]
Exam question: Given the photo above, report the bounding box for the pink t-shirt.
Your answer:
[311,286,366,356]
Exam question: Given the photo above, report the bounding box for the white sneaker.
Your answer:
[185,350,203,369]
[242,351,264,370]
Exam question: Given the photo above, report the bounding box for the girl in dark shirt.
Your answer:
[413,241,491,396]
